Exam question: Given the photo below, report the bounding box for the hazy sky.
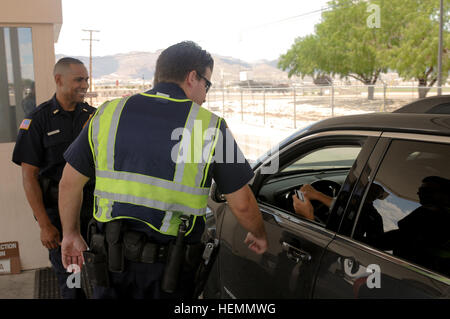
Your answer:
[55,0,330,62]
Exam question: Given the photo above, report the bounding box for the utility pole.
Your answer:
[437,0,444,96]
[82,29,100,104]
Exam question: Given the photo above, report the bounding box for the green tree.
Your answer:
[280,0,387,100]
[280,0,449,99]
[383,0,450,98]
[278,34,328,79]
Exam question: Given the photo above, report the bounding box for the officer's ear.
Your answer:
[179,70,197,98]
[54,73,63,87]
[185,70,197,88]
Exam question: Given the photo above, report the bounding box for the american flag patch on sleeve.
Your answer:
[19,119,32,130]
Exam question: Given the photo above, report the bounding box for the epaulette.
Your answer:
[82,102,97,113]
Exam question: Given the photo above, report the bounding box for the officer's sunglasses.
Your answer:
[196,71,212,93]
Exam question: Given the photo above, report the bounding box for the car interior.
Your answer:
[254,137,366,226]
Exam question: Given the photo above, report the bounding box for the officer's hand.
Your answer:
[61,233,88,271]
[244,232,268,255]
[40,223,61,249]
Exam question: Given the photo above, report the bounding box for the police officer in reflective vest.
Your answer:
[12,58,96,299]
[59,41,268,299]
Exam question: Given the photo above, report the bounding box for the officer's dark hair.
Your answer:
[154,41,214,86]
[53,57,85,76]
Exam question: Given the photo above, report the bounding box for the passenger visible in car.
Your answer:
[295,177,450,276]
[375,176,450,276]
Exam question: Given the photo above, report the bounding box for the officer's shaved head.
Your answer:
[53,57,85,76]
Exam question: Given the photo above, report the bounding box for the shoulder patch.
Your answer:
[19,119,32,130]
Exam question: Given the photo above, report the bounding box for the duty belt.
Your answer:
[122,231,170,264]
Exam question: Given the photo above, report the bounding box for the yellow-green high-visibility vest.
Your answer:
[88,94,222,236]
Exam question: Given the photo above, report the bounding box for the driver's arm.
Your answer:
[292,194,314,220]
[300,184,334,208]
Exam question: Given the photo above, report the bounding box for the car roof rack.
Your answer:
[393,95,450,114]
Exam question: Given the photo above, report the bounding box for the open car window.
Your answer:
[257,140,364,227]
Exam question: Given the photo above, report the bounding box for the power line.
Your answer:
[248,5,333,30]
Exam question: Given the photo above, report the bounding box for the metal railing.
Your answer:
[203,85,449,129]
[90,84,449,129]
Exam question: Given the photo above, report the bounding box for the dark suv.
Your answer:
[203,95,450,299]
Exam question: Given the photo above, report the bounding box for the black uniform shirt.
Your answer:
[12,94,96,183]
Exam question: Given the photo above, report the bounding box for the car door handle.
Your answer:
[282,242,312,263]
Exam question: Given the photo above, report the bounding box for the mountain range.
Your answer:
[56,51,292,85]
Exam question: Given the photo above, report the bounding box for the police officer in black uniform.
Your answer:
[58,42,267,299]
[12,57,96,299]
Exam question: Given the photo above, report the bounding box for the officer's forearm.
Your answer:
[226,185,267,239]
[21,164,51,228]
[233,200,266,239]
[59,163,89,235]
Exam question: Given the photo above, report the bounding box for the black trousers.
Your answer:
[46,207,90,299]
[92,259,197,299]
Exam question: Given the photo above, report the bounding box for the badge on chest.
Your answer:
[47,129,61,136]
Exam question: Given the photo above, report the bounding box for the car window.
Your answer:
[353,139,450,278]
[282,146,361,171]
[258,141,363,226]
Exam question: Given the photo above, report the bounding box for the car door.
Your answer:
[314,134,450,298]
[212,131,380,299]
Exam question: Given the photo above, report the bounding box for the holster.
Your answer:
[83,222,110,287]
[161,216,188,293]
[83,250,110,288]
[192,239,219,298]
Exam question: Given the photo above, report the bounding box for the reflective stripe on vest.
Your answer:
[88,94,222,235]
